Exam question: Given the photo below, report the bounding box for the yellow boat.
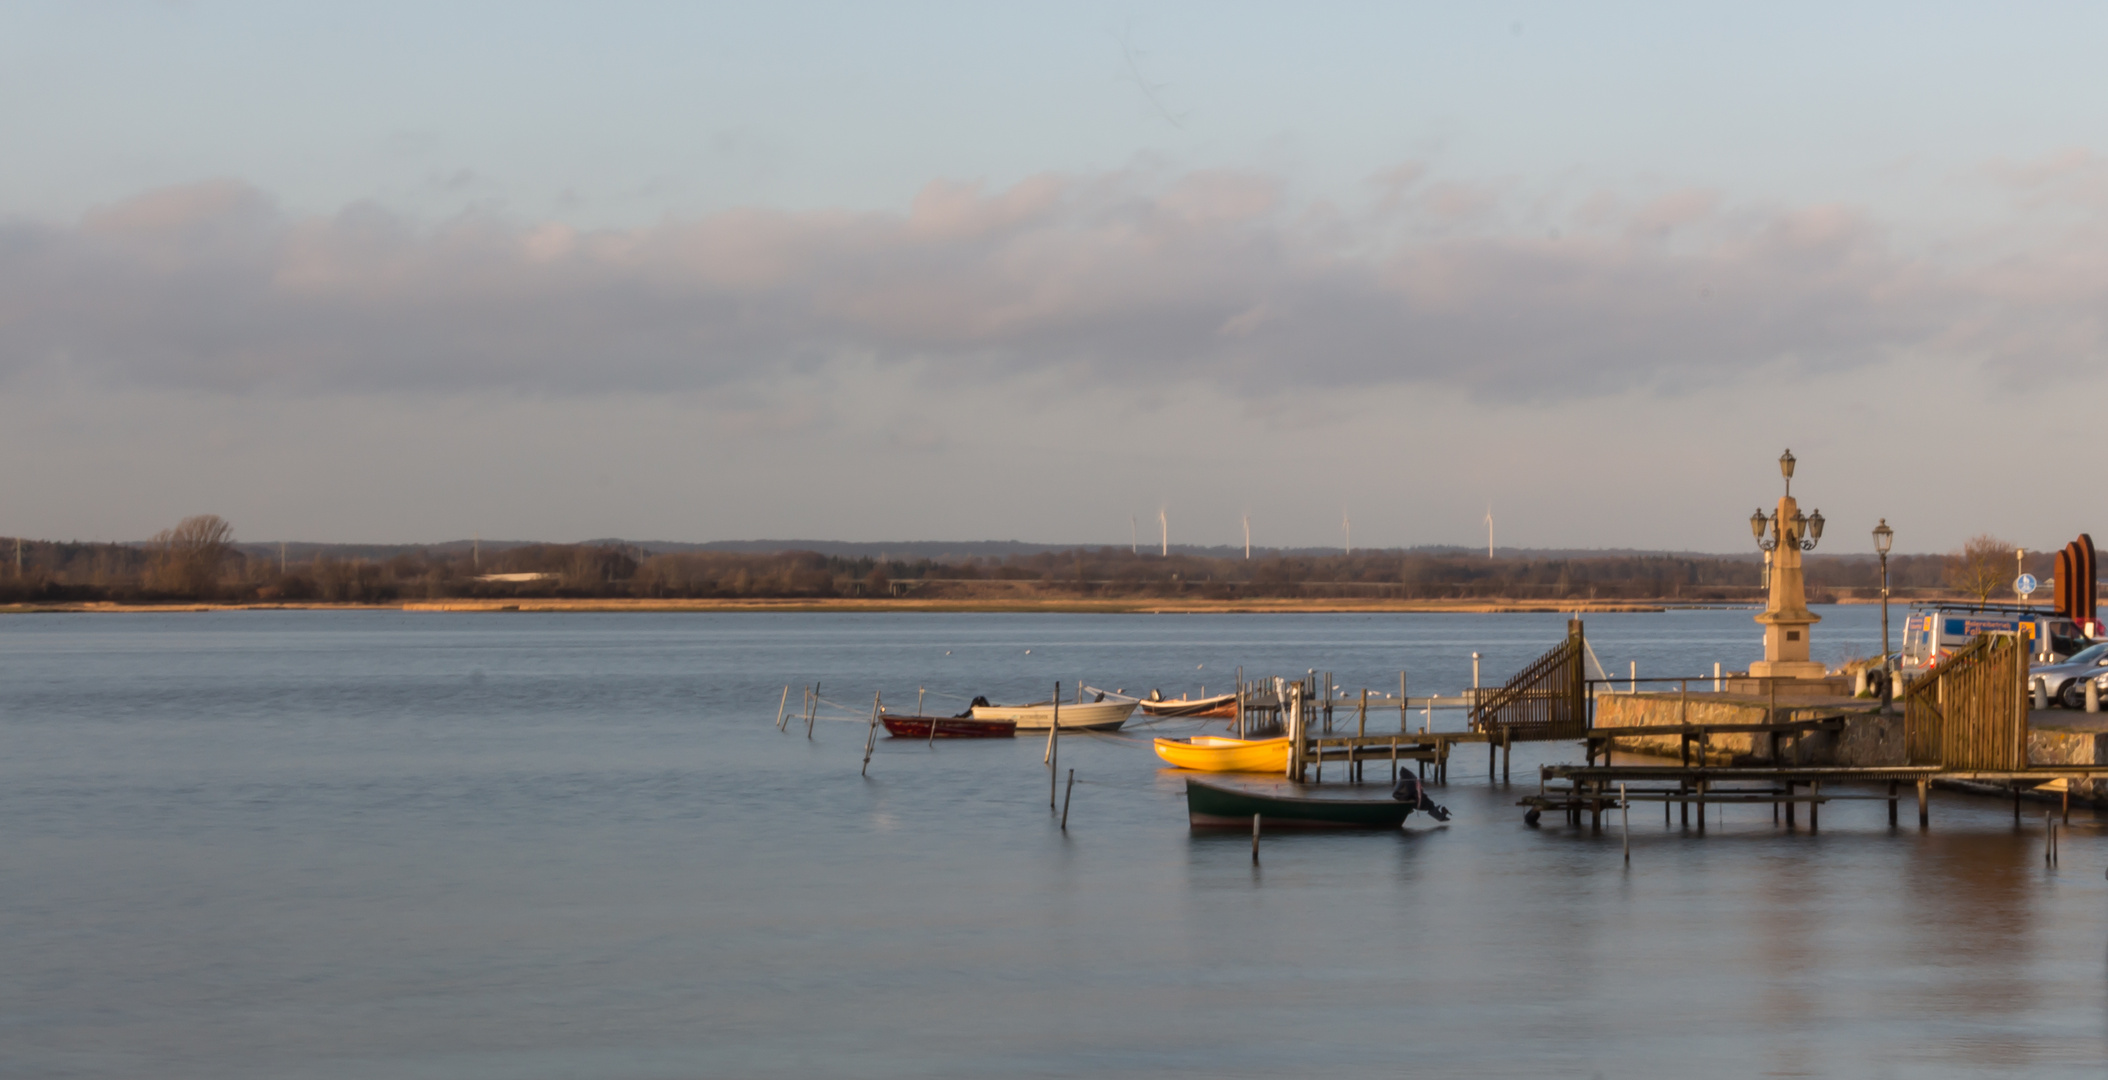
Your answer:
[1152,735,1292,773]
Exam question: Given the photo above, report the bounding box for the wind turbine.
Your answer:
[1159,508,1169,557]
[1130,516,1137,554]
[1242,513,1250,559]
[1485,505,1494,558]
[1343,511,1351,555]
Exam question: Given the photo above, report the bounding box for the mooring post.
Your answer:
[1917,778,1930,828]
[1621,782,1630,863]
[1501,727,1511,784]
[1785,782,1796,828]
[1696,780,1706,834]
[2013,783,2022,826]
[807,681,821,738]
[1399,672,1407,733]
[2063,786,2071,825]
[1888,780,1898,827]
[1235,666,1245,738]
[1252,813,1261,863]
[2045,811,2054,866]
[1809,781,1819,833]
[1061,769,1074,830]
[1047,682,1061,807]
[861,692,881,776]
[775,685,790,730]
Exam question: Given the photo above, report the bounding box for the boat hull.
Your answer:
[971,701,1136,731]
[1184,777,1413,829]
[1153,735,1291,773]
[880,715,1016,739]
[1139,694,1238,719]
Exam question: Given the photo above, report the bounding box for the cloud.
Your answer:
[0,169,2095,400]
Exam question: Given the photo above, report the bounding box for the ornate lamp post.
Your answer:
[1750,449,1828,679]
[1873,519,1894,672]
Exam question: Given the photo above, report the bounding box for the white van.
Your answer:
[1898,606,2092,670]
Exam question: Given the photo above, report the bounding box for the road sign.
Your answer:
[2015,573,2038,599]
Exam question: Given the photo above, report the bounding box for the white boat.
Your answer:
[971,699,1137,731]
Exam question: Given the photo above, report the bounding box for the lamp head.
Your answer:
[1779,449,1796,480]
[1806,508,1824,545]
[1750,509,1769,542]
[1873,518,1892,555]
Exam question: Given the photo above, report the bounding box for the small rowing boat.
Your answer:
[1139,692,1237,718]
[879,714,1016,739]
[1185,775,1447,829]
[1152,734,1291,773]
[970,699,1137,731]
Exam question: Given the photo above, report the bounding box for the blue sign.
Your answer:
[2016,573,2039,597]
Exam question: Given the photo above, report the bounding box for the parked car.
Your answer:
[2030,641,2108,708]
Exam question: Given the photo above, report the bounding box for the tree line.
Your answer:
[0,514,2045,605]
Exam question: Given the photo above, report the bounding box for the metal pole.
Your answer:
[1621,783,1630,863]
[1879,550,1891,675]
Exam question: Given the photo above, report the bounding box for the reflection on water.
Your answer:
[0,609,2103,1079]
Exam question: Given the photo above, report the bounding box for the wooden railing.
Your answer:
[1905,632,2028,770]
[1468,619,1588,741]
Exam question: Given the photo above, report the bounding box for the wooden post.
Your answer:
[775,685,790,730]
[861,692,881,776]
[1502,726,1511,784]
[1917,778,1930,827]
[2013,783,2022,826]
[807,681,820,738]
[1236,666,1245,738]
[1047,683,1061,807]
[1786,782,1796,828]
[1252,813,1261,863]
[1061,769,1075,830]
[2063,786,2071,825]
[1810,781,1819,832]
[1399,672,1407,733]
[1696,779,1706,834]
[1888,780,1898,826]
[1621,783,1630,863]
[917,687,926,715]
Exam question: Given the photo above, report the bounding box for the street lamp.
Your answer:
[1873,519,1894,673]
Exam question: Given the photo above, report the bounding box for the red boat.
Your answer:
[880,714,1017,739]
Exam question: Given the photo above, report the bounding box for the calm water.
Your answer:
[1,608,2102,1079]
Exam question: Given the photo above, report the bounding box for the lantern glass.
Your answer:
[1807,509,1825,543]
[1873,519,1892,555]
[1779,449,1796,480]
[1750,509,1768,541]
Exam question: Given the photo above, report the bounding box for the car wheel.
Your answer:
[2059,679,2087,709]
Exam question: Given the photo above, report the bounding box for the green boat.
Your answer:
[1184,776,1416,829]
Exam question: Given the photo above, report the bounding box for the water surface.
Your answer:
[1,608,2100,1078]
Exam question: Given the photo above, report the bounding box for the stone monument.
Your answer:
[1749,449,1827,680]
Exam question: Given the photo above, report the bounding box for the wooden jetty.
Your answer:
[1518,630,2108,832]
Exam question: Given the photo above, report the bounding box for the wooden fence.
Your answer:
[1469,619,1588,741]
[1905,632,2028,770]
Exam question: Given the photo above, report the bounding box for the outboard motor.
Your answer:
[1390,773,1453,822]
[953,695,992,718]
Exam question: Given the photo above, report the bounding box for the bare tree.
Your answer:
[1944,533,2013,604]
[152,515,235,598]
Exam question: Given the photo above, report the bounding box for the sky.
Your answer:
[3,1,2106,553]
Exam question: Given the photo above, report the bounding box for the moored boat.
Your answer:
[970,699,1136,731]
[1153,734,1291,773]
[1184,776,1424,829]
[1139,692,1238,719]
[880,714,1016,739]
